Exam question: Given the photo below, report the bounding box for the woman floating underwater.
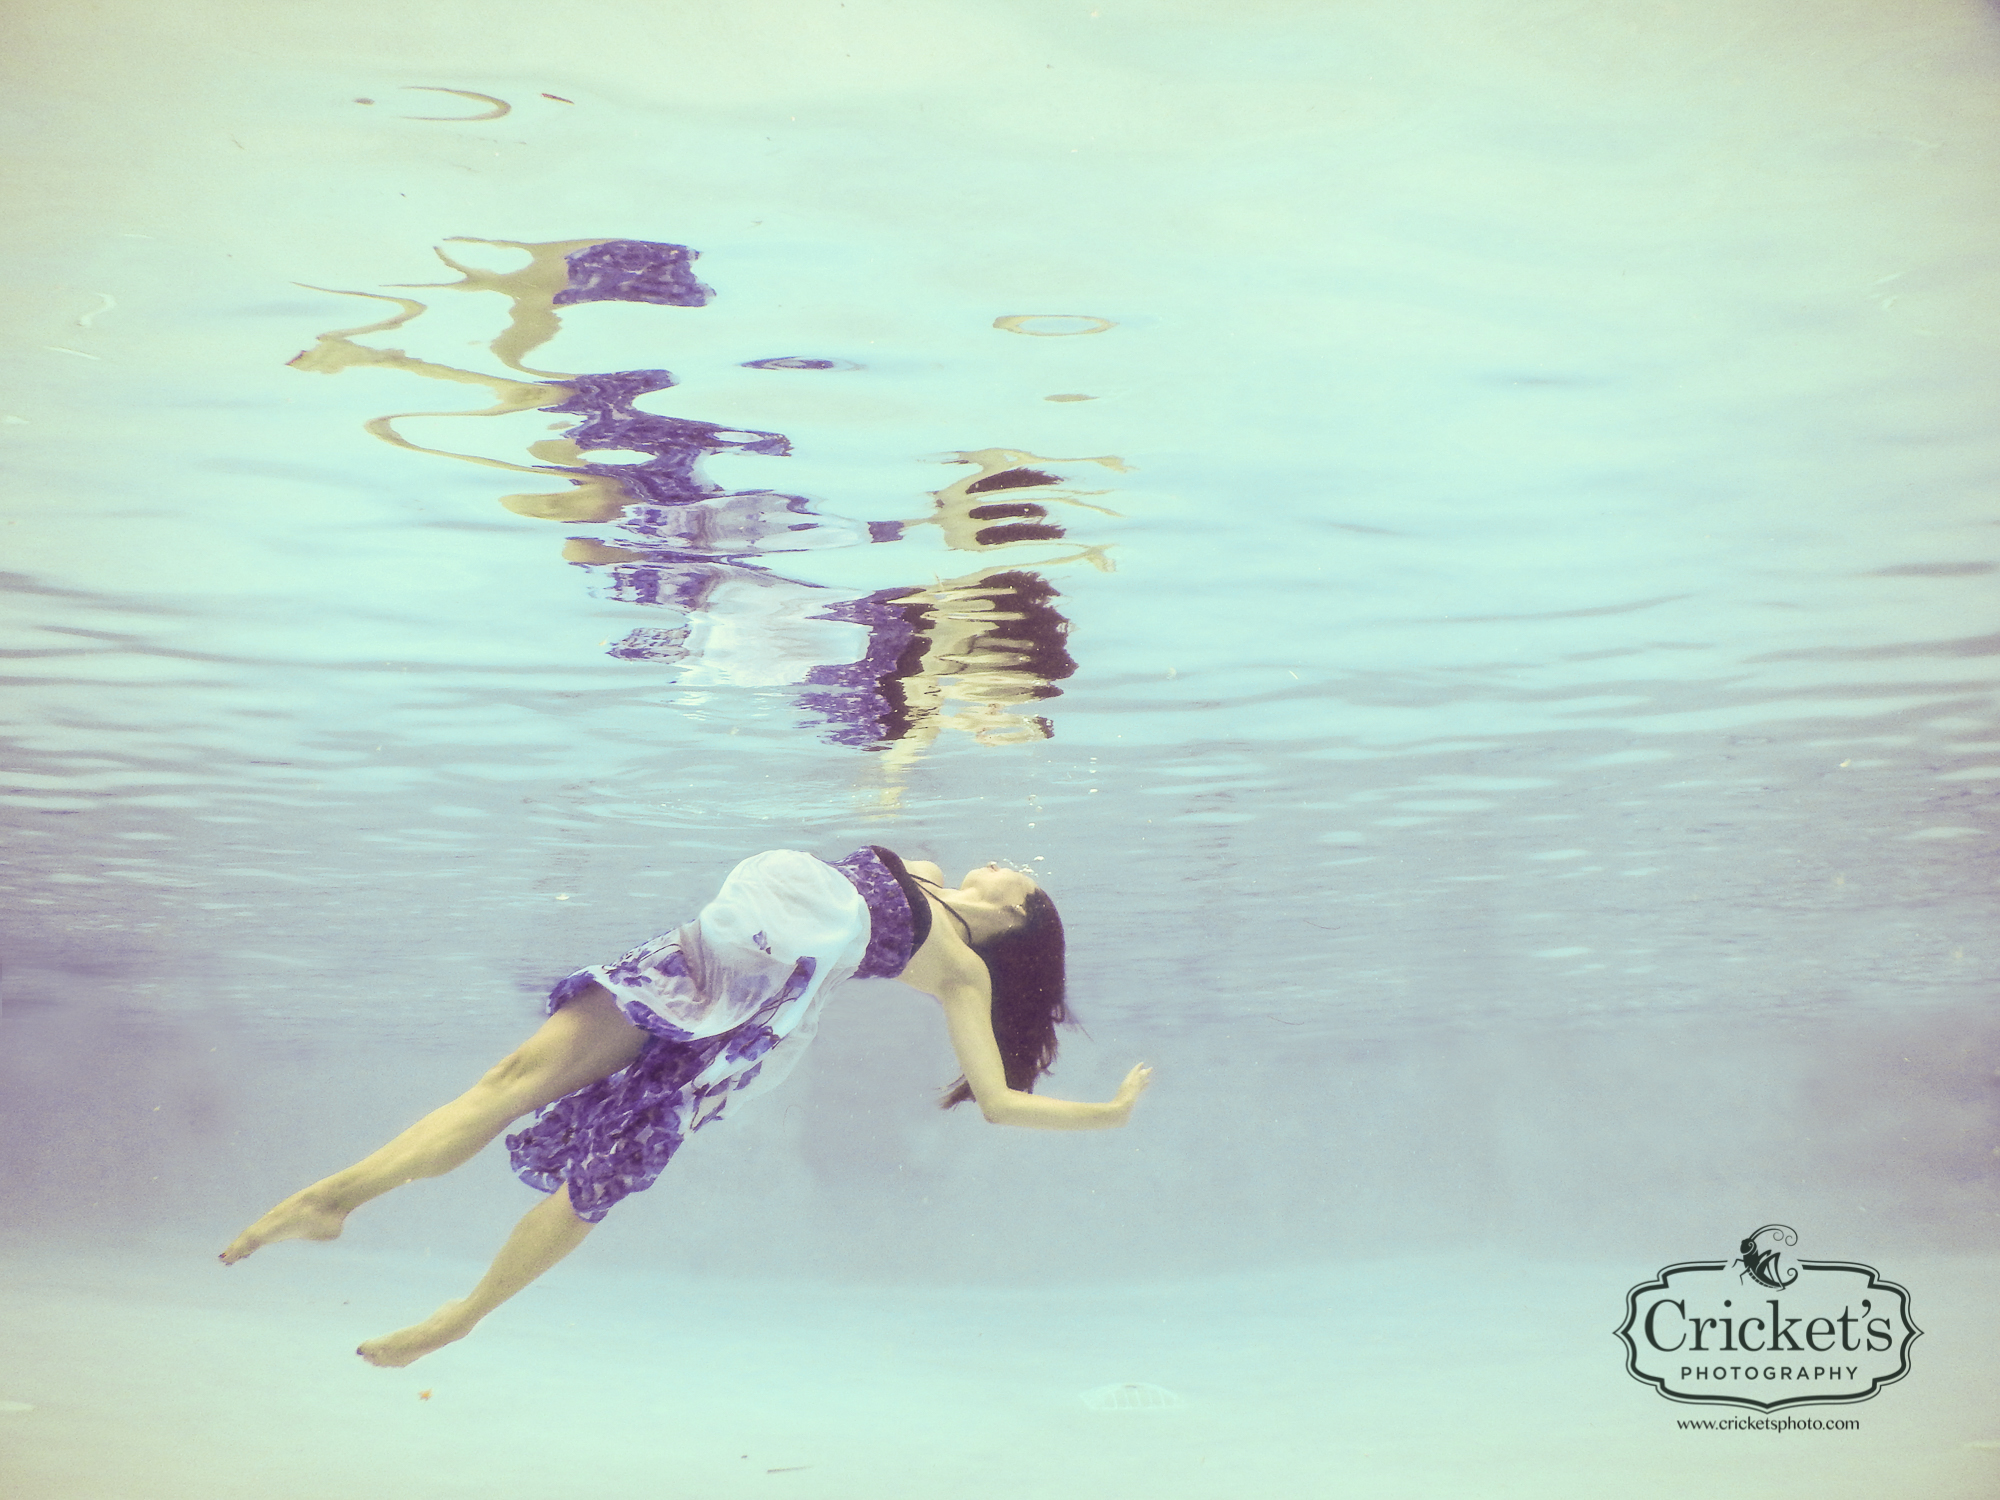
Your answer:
[219,847,1153,1367]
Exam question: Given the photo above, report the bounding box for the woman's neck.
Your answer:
[910,874,984,946]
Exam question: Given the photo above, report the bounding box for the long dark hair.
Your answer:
[936,887,1076,1109]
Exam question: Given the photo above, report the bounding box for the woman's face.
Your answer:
[960,862,1039,914]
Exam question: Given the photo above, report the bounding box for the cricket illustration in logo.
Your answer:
[1732,1224,1800,1291]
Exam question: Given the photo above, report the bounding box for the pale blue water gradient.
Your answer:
[3,3,1998,1497]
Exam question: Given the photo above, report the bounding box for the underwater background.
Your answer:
[3,1,1997,1495]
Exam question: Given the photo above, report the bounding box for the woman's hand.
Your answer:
[1109,1063,1153,1124]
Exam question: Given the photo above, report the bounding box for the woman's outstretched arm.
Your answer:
[937,980,1152,1129]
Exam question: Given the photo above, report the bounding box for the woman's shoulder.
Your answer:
[859,845,947,889]
[858,845,941,877]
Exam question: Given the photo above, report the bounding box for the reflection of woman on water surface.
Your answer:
[220,847,1153,1367]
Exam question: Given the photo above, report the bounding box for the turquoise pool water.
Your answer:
[4,2,1997,1496]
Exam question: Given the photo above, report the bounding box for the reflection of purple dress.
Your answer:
[505,849,920,1222]
[555,240,714,309]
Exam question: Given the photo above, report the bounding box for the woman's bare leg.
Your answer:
[356,1183,595,1367]
[220,986,644,1264]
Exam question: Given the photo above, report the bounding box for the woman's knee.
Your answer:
[479,1050,537,1094]
[475,1056,548,1118]
[482,1002,646,1112]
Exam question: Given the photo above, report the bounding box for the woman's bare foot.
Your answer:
[357,1301,478,1368]
[218,1186,348,1264]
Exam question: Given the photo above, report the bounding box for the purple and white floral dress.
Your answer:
[505,848,924,1222]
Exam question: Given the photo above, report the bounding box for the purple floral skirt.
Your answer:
[505,848,913,1221]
